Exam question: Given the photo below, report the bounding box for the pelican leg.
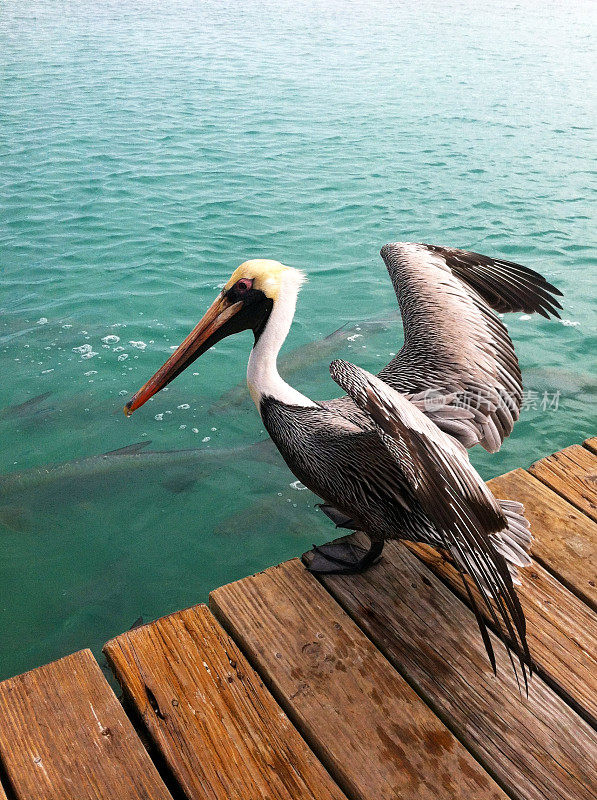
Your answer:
[303,538,384,575]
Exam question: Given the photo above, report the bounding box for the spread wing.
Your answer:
[377,242,563,452]
[330,358,531,683]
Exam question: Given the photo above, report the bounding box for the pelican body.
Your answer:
[125,243,563,678]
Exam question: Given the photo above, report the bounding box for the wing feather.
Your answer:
[425,244,563,318]
[330,358,531,683]
[377,242,563,452]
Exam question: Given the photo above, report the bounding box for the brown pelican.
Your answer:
[124,242,563,678]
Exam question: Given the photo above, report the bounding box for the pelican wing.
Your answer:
[330,358,531,681]
[377,242,563,452]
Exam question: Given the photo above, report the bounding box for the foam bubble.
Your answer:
[117,353,128,361]
[102,335,120,344]
[129,340,147,350]
[37,317,48,325]
[73,344,98,359]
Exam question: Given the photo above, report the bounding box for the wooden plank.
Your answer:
[104,604,346,800]
[405,541,597,726]
[488,468,597,609]
[211,559,507,800]
[0,778,8,800]
[528,444,597,521]
[306,537,597,800]
[0,649,172,800]
[584,436,597,455]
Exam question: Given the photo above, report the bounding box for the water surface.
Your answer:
[1,0,595,680]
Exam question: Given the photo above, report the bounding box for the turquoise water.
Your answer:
[1,0,595,681]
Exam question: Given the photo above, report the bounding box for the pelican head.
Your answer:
[124,259,304,416]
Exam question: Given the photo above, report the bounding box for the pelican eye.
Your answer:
[230,278,253,299]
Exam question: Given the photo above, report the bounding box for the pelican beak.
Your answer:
[124,293,243,416]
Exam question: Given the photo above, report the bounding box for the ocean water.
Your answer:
[0,0,595,681]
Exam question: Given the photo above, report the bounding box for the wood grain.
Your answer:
[104,604,345,800]
[211,559,507,800]
[405,540,597,726]
[584,437,597,455]
[488,468,597,609]
[0,778,8,800]
[529,444,597,521]
[0,649,172,800]
[308,537,597,800]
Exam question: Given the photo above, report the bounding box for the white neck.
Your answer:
[247,270,317,411]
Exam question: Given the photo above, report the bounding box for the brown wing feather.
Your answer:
[330,358,531,684]
[377,242,563,452]
[425,244,563,318]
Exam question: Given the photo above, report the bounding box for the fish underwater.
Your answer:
[0,390,103,437]
[213,494,319,540]
[209,312,399,413]
[0,439,280,532]
[523,365,597,398]
[0,392,53,421]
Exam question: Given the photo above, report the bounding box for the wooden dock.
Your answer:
[0,438,595,799]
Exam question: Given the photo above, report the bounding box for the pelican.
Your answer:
[125,242,563,678]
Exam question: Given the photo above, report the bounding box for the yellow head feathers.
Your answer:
[225,259,306,302]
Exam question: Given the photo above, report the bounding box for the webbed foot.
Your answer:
[303,538,383,575]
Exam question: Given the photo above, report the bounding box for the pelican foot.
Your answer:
[303,540,383,575]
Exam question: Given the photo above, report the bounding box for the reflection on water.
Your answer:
[1,0,595,679]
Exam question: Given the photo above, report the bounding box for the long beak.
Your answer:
[124,293,242,416]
